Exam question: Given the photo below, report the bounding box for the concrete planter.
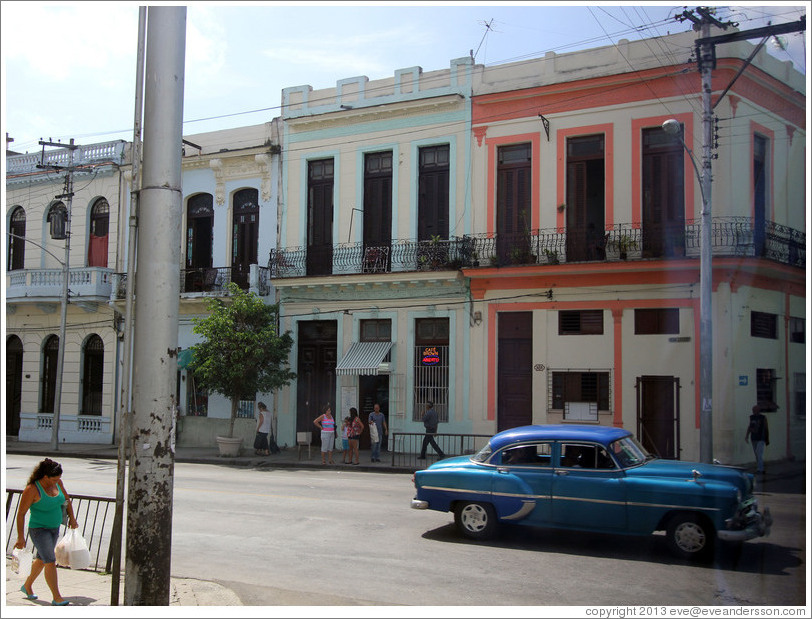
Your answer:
[215,435,243,457]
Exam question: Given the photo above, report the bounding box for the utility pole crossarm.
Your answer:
[695,16,805,47]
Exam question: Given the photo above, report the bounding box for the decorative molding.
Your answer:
[255,153,273,202]
[209,158,225,205]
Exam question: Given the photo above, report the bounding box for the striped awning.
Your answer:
[335,341,393,376]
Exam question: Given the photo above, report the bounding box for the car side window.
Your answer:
[502,443,552,467]
[561,443,598,468]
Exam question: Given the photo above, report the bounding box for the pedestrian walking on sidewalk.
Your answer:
[368,403,388,462]
[314,404,337,465]
[254,402,271,456]
[14,458,79,606]
[418,401,444,460]
[348,407,364,465]
[745,404,770,474]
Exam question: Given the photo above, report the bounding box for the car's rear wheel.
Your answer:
[454,501,497,540]
[666,513,714,561]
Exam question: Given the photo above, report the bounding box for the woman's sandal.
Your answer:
[20,585,38,600]
[52,600,70,606]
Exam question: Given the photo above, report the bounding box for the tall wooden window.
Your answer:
[8,206,26,270]
[418,145,449,241]
[41,335,59,414]
[187,193,214,269]
[82,335,104,415]
[231,188,259,288]
[496,143,532,264]
[363,151,393,251]
[753,134,768,255]
[307,159,334,276]
[566,134,605,261]
[88,198,109,267]
[642,126,685,257]
[789,317,805,344]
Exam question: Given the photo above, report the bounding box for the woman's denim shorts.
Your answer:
[29,527,60,564]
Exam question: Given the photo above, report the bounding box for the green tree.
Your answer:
[190,283,295,438]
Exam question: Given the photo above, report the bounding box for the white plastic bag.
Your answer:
[58,528,91,570]
[11,546,33,575]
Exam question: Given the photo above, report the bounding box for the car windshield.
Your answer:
[609,436,652,468]
[471,443,492,463]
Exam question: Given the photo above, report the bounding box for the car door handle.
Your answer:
[555,470,569,476]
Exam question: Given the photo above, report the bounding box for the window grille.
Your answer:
[413,345,449,423]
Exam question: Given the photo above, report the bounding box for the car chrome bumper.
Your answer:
[411,499,429,510]
[718,506,772,542]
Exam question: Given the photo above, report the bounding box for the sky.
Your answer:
[1,2,808,155]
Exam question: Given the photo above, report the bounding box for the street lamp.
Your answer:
[662,118,713,463]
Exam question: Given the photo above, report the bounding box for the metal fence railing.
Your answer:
[389,432,492,469]
[5,489,118,574]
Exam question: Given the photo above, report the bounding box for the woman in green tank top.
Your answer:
[14,458,79,605]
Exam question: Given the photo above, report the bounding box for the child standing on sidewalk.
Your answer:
[340,417,351,463]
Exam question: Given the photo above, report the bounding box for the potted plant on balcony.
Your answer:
[610,234,637,260]
[189,282,295,456]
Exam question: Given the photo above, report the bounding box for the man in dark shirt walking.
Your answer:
[418,401,444,459]
[744,404,769,474]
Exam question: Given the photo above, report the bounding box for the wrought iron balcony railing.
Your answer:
[267,217,804,278]
[111,265,270,300]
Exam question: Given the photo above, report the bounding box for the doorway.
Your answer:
[296,321,337,446]
[359,374,390,452]
[497,312,533,432]
[636,375,680,459]
[6,335,23,436]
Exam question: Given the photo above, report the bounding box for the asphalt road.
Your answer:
[5,455,807,607]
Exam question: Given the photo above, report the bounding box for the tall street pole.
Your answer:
[698,20,714,465]
[124,5,186,605]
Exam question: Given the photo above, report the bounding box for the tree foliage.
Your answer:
[190,283,295,437]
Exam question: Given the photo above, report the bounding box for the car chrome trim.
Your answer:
[501,500,535,520]
[410,499,429,510]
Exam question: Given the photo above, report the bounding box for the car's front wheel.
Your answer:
[666,513,714,561]
[454,501,497,540]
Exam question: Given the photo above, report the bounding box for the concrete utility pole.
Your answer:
[37,138,79,451]
[675,7,806,463]
[124,6,186,605]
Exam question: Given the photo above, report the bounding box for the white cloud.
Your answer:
[2,3,137,81]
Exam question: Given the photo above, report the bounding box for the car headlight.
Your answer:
[736,489,742,504]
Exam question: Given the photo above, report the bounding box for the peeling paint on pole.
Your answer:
[125,6,186,606]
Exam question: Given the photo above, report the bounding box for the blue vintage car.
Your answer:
[411,424,772,560]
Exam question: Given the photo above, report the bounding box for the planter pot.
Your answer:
[215,436,243,457]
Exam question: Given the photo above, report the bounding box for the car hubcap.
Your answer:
[462,505,487,532]
[675,522,705,553]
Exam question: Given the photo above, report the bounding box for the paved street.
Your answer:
[4,453,807,607]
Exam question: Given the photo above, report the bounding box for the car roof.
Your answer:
[489,424,632,451]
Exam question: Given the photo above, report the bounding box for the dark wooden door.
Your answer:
[642,128,685,258]
[232,189,259,289]
[296,321,337,445]
[307,159,334,276]
[497,312,533,432]
[637,375,680,459]
[6,336,23,436]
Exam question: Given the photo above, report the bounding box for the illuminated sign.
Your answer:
[421,347,440,366]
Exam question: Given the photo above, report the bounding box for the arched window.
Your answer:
[6,335,24,435]
[82,335,104,415]
[88,198,109,267]
[186,193,214,269]
[231,188,259,289]
[41,335,60,414]
[8,206,26,270]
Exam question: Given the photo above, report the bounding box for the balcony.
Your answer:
[267,218,804,279]
[111,265,270,300]
[6,267,114,304]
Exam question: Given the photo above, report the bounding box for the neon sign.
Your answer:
[421,347,440,366]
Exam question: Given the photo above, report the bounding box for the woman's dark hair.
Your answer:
[27,458,62,485]
[349,407,358,418]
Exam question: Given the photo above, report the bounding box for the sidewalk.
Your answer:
[4,439,414,608]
